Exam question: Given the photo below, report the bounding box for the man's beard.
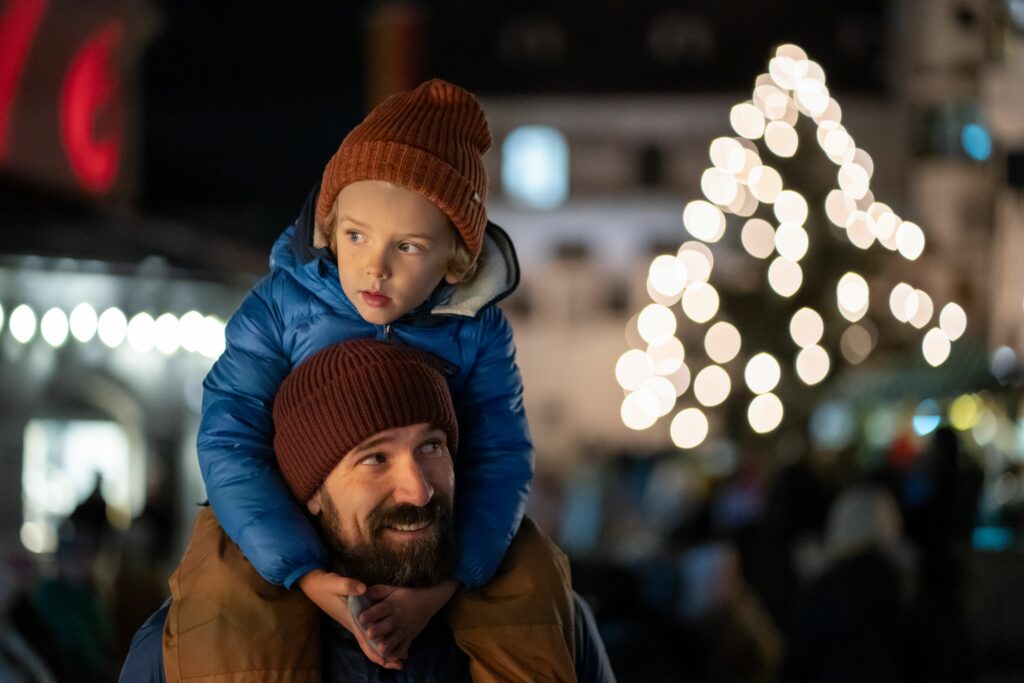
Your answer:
[316,492,456,587]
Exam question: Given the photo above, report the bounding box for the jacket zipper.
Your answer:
[380,324,393,342]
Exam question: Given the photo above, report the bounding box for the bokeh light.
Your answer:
[40,308,69,348]
[764,121,798,157]
[730,103,766,139]
[922,328,952,366]
[701,167,739,205]
[840,324,874,364]
[649,255,688,298]
[896,221,925,260]
[909,290,934,329]
[154,313,181,354]
[745,352,781,394]
[98,307,128,348]
[677,243,713,283]
[681,282,720,324]
[69,303,98,343]
[705,321,742,364]
[127,312,157,353]
[774,223,809,261]
[683,200,727,242]
[622,390,659,430]
[671,407,709,449]
[748,393,784,433]
[795,345,830,385]
[694,365,732,407]
[10,304,37,344]
[741,218,776,259]
[748,165,783,203]
[648,337,686,376]
[939,302,967,341]
[767,257,803,297]
[790,307,824,348]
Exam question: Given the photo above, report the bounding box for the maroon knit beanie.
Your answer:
[316,78,492,259]
[273,339,458,503]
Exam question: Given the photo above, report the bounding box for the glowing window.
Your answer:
[501,125,569,209]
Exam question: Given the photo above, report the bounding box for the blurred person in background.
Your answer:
[781,484,916,682]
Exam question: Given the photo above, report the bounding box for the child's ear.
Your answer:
[306,495,322,516]
[443,270,463,285]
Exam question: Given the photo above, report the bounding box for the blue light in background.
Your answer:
[912,399,942,436]
[502,125,569,209]
[972,526,1014,551]
[961,123,992,161]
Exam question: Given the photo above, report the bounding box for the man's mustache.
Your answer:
[367,497,450,536]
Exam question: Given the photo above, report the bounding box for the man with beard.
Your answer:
[120,339,615,682]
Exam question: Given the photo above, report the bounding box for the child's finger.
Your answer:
[359,600,393,625]
[364,616,397,642]
[325,572,366,596]
[366,584,397,600]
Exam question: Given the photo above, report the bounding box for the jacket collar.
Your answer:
[278,185,520,320]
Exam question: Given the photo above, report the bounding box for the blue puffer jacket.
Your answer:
[198,186,533,589]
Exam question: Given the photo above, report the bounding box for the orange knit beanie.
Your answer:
[317,79,492,259]
[272,339,458,503]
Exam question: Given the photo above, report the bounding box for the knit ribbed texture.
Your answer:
[273,339,458,502]
[317,79,492,259]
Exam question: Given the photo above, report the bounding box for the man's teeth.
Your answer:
[390,520,429,532]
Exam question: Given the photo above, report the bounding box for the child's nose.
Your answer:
[365,248,390,280]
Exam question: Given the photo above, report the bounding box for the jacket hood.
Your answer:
[271,185,520,320]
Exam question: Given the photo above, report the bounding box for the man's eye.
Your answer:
[359,453,386,465]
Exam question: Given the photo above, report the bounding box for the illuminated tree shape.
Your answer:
[617,44,967,446]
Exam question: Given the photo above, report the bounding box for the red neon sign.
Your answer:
[0,0,48,162]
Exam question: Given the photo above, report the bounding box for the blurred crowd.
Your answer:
[2,425,1023,682]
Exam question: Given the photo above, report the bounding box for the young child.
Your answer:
[193,79,576,678]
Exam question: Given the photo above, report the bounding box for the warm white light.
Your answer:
[694,365,731,407]
[127,312,156,353]
[845,211,876,249]
[764,121,798,157]
[638,304,677,345]
[814,97,842,125]
[767,257,803,297]
[836,272,869,319]
[909,290,934,329]
[741,218,776,259]
[701,167,739,206]
[69,303,98,343]
[10,304,36,343]
[683,200,726,242]
[800,59,826,84]
[726,185,757,217]
[97,308,128,348]
[666,363,692,396]
[872,210,899,242]
[939,303,967,341]
[922,328,952,367]
[773,190,808,225]
[745,352,781,394]
[889,283,916,323]
[179,310,205,353]
[748,393,784,433]
[705,321,742,364]
[896,221,925,260]
[681,282,720,324]
[768,56,803,90]
[621,391,659,430]
[648,337,686,376]
[825,189,856,228]
[154,313,181,354]
[671,408,709,449]
[643,376,678,417]
[617,349,654,391]
[796,345,830,385]
[649,255,688,298]
[199,316,226,359]
[790,307,824,348]
[730,148,762,182]
[774,223,809,261]
[748,165,783,203]
[851,149,874,178]
[838,163,870,199]
[677,242,713,283]
[795,78,829,116]
[822,126,852,158]
[40,308,69,347]
[710,137,744,169]
[730,103,766,139]
[775,43,809,62]
[763,91,791,120]
[840,324,874,364]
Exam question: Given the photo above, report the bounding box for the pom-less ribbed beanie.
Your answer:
[316,79,492,259]
[273,339,458,503]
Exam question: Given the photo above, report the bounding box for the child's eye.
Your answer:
[420,438,444,455]
[344,230,366,244]
[398,241,423,254]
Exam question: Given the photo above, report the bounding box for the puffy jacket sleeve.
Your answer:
[198,275,327,587]
[452,306,535,588]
